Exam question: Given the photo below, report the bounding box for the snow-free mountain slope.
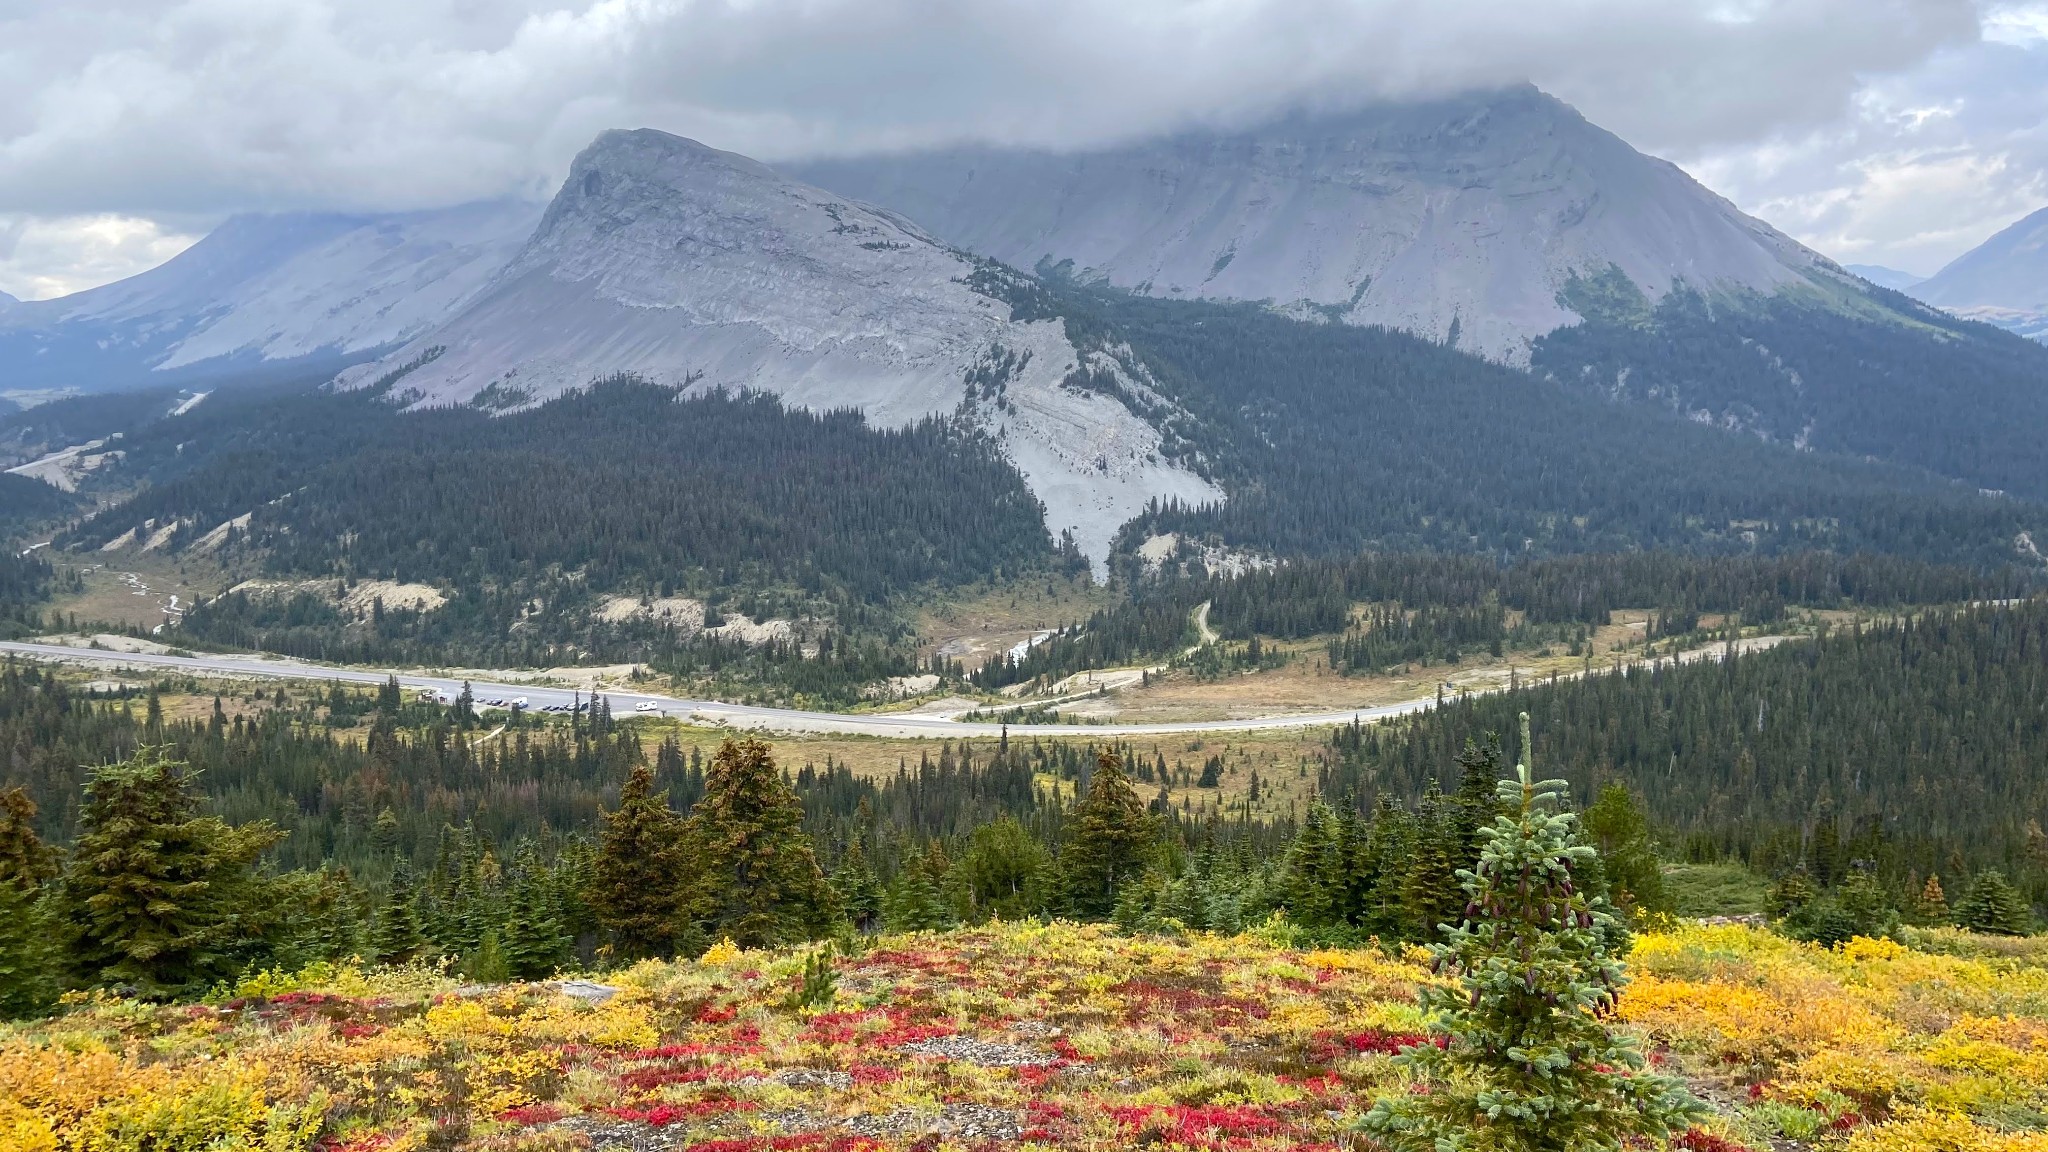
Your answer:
[339,128,1219,568]
[0,200,542,389]
[1908,206,2048,342]
[1914,206,2048,310]
[791,85,1841,362]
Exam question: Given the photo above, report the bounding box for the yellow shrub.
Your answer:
[0,1097,58,1152]
[1844,1108,2048,1152]
[1786,1047,1915,1114]
[0,1041,163,1135]
[468,1048,563,1116]
[71,1061,326,1152]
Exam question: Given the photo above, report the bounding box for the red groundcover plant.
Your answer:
[1361,714,1703,1152]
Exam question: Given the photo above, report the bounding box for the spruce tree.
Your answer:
[0,787,57,1014]
[882,849,957,932]
[1450,733,1505,860]
[832,832,884,932]
[1955,870,2033,936]
[467,929,511,982]
[64,748,284,998]
[0,879,57,1018]
[1405,783,1464,940]
[369,807,401,858]
[956,816,1050,922]
[0,787,55,890]
[373,857,429,965]
[681,737,840,949]
[295,867,368,964]
[1363,796,1418,941]
[1362,714,1701,1152]
[1327,806,1372,926]
[1282,800,1339,928]
[504,848,574,978]
[589,760,690,959]
[1766,870,1820,921]
[1580,783,1671,921]
[1062,750,1156,919]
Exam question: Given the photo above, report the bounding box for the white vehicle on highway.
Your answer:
[635,701,660,713]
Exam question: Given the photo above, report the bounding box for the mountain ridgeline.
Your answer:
[790,85,1833,363]
[11,95,2048,668]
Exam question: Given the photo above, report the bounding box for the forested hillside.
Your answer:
[41,379,1076,673]
[66,379,1066,598]
[1325,600,2048,906]
[0,474,79,547]
[1091,290,2048,564]
[0,550,61,637]
[4,589,2043,1009]
[1534,270,2048,499]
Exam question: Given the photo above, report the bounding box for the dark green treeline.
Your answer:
[1325,601,2048,906]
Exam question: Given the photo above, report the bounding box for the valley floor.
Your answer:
[6,921,2045,1151]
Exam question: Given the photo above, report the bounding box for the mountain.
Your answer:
[790,85,1842,362]
[0,200,541,391]
[1844,264,1924,291]
[793,90,2048,502]
[1908,206,2048,342]
[341,128,1219,568]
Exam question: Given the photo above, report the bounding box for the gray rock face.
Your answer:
[1909,206,2048,342]
[339,129,1219,569]
[791,86,1836,362]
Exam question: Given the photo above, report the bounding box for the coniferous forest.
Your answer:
[1,593,2043,1011]
[1324,601,2048,916]
[1532,269,2048,501]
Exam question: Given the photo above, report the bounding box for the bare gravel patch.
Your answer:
[842,1103,1023,1141]
[899,1034,1053,1066]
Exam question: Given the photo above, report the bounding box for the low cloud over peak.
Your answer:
[3,0,2037,294]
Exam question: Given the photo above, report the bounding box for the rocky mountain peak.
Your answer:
[336,128,1219,570]
[791,86,1836,361]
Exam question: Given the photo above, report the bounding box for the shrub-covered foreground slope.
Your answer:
[5,921,2046,1152]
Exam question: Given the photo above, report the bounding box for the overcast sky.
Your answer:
[2,0,2045,300]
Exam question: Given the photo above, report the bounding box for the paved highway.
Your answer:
[0,639,1436,737]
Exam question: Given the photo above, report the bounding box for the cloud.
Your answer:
[0,214,200,300]
[0,0,1981,211]
[1685,9,2048,274]
[0,0,2015,287]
